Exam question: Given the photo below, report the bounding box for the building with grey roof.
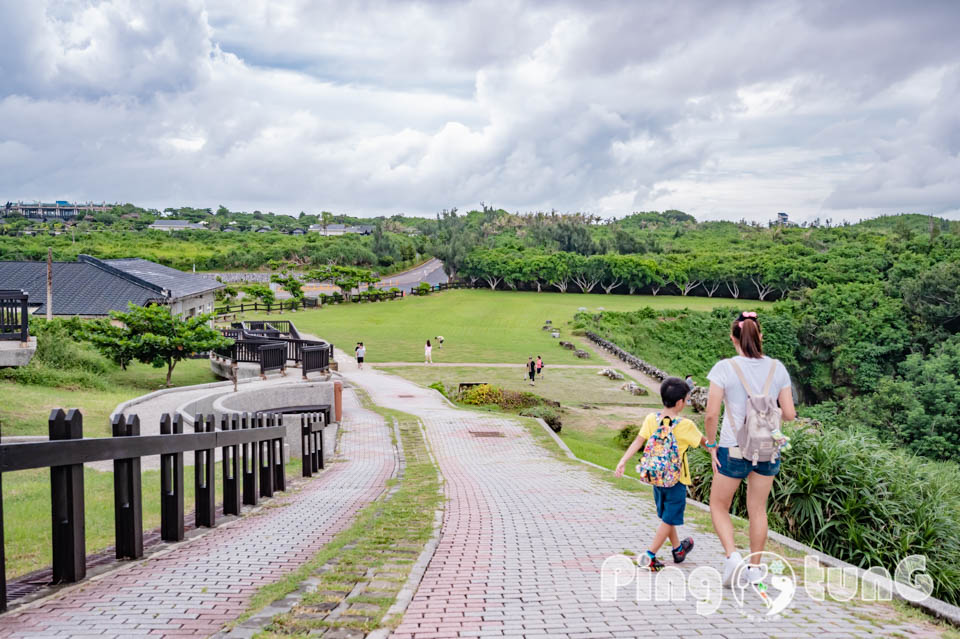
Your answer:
[147,219,207,231]
[0,255,223,318]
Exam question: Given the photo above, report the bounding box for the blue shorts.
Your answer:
[653,483,688,526]
[717,447,781,479]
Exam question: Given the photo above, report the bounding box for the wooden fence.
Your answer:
[0,290,28,342]
[0,408,325,612]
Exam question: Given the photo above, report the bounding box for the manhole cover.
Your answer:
[469,431,505,438]
[398,394,414,398]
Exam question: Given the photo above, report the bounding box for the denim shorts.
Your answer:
[653,483,688,526]
[717,447,781,479]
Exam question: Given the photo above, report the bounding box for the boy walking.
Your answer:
[615,377,706,571]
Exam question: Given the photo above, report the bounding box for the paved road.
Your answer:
[203,257,449,297]
[377,257,448,292]
[336,355,945,639]
[0,390,396,639]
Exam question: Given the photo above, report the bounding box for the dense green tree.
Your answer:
[83,304,231,386]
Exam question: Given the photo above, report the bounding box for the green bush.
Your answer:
[0,319,115,390]
[428,381,448,398]
[458,383,546,410]
[841,334,960,461]
[519,405,562,432]
[616,423,640,449]
[687,423,960,605]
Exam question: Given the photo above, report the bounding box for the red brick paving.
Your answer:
[0,391,394,639]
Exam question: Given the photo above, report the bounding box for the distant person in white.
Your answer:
[703,311,795,588]
[424,339,433,364]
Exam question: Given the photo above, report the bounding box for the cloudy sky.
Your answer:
[1,1,959,223]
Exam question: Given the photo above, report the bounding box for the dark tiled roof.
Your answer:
[0,262,161,316]
[98,257,223,298]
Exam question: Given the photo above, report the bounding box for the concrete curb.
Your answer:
[531,418,960,627]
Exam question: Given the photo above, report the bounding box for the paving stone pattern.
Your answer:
[0,390,395,639]
[336,358,947,639]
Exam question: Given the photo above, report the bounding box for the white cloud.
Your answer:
[0,0,958,222]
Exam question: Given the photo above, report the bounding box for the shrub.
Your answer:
[687,423,960,605]
[458,383,548,411]
[459,383,504,406]
[519,405,562,432]
[616,423,639,449]
[428,381,448,398]
[0,319,114,390]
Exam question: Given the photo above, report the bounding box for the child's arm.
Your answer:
[615,434,647,478]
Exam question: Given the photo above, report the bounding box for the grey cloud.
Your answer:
[0,0,959,221]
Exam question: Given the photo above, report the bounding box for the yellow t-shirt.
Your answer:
[638,412,703,486]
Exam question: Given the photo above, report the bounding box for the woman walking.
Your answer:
[704,311,795,586]
[424,339,433,364]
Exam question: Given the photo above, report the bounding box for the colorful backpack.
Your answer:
[636,413,682,488]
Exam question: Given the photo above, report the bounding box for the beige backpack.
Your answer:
[729,360,782,465]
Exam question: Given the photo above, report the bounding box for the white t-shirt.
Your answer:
[707,356,792,448]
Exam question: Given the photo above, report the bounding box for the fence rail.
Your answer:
[0,290,28,342]
[215,321,332,376]
[0,408,325,612]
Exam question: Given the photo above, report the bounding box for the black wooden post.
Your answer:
[160,413,184,542]
[258,414,274,498]
[272,414,285,492]
[112,414,143,559]
[318,413,325,471]
[310,413,320,474]
[195,414,216,528]
[301,413,312,477]
[1,470,6,611]
[49,408,85,583]
[241,412,258,505]
[222,413,241,516]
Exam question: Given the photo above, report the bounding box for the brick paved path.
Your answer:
[0,390,395,638]
[338,358,945,639]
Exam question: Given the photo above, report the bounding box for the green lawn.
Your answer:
[0,359,219,438]
[246,289,759,363]
[378,365,663,407]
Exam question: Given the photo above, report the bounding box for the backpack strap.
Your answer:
[728,360,756,398]
[760,361,777,396]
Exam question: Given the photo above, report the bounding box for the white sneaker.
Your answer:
[745,564,765,585]
[722,552,743,587]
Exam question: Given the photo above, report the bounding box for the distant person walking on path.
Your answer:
[527,356,537,386]
[685,375,695,392]
[355,342,366,370]
[704,311,795,588]
[536,356,544,379]
[425,339,433,364]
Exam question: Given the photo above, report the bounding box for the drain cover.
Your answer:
[397,394,414,398]
[469,431,505,438]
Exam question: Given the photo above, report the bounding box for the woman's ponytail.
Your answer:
[731,312,763,358]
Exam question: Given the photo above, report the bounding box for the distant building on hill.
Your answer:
[777,212,789,225]
[0,255,223,318]
[3,201,114,220]
[148,219,207,231]
[308,223,374,236]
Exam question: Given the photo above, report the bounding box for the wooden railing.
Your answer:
[302,344,330,378]
[300,412,326,476]
[0,290,28,342]
[0,408,326,612]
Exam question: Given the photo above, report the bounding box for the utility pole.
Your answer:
[46,247,53,320]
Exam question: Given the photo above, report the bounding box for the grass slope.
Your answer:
[0,359,219,438]
[378,365,662,407]
[250,289,758,364]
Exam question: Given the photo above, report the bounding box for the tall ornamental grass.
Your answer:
[687,423,960,606]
